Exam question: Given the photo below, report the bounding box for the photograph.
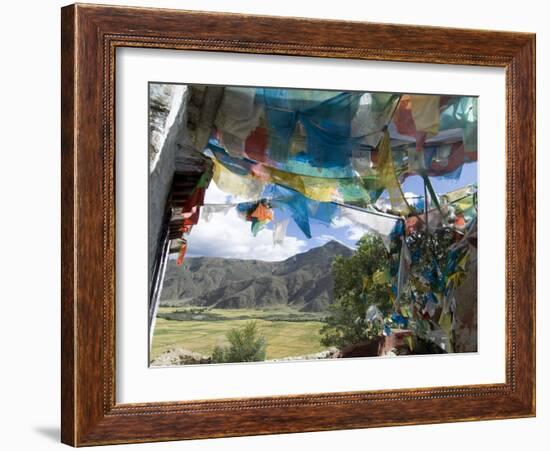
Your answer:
[148,84,478,366]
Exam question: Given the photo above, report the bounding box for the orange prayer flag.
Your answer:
[176,242,188,266]
[250,203,273,221]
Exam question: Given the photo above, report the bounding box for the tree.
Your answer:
[320,234,394,349]
[211,321,267,363]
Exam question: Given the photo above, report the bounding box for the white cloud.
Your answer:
[186,207,308,261]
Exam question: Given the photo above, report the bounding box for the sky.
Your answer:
[400,162,477,197]
[183,162,477,262]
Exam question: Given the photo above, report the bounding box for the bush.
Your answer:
[211,321,267,363]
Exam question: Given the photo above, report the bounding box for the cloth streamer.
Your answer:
[202,204,234,222]
[211,142,365,203]
[410,95,441,136]
[273,219,289,246]
[209,133,471,209]
[396,237,412,301]
[235,200,274,236]
[176,240,188,266]
[308,201,339,225]
[265,185,313,238]
[212,159,265,200]
[439,97,478,154]
[351,93,400,147]
[260,88,364,167]
[339,205,401,251]
[365,305,384,323]
[215,87,262,158]
[377,130,411,214]
[178,171,212,232]
[441,184,476,203]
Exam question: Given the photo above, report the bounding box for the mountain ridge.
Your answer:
[160,240,353,312]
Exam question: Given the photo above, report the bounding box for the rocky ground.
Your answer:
[150,347,339,366]
[268,347,339,361]
[150,348,211,366]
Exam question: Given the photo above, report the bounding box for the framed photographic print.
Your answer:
[61,3,536,446]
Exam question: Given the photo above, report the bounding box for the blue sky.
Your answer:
[400,162,477,196]
[183,162,477,262]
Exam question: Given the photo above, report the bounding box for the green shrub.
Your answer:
[211,321,267,363]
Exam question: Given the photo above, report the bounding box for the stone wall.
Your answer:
[148,84,188,284]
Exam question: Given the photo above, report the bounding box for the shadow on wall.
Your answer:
[34,426,59,443]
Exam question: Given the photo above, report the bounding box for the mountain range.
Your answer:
[159,240,353,312]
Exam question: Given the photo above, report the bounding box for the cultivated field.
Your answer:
[150,307,325,361]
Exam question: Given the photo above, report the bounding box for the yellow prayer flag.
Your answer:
[212,160,265,200]
[410,95,440,136]
[377,130,411,215]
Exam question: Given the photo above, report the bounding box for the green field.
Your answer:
[151,307,326,361]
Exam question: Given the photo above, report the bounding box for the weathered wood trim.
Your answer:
[61,3,536,446]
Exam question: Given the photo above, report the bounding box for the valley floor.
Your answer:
[150,307,326,362]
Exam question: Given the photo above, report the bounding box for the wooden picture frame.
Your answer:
[61,3,536,446]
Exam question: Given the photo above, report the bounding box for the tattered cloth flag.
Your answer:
[396,237,412,301]
[377,129,411,215]
[340,205,402,252]
[214,87,262,158]
[236,200,274,236]
[201,204,233,222]
[178,171,212,233]
[212,159,265,200]
[273,219,289,246]
[176,240,188,266]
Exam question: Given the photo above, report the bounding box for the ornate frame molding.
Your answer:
[61,4,535,446]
